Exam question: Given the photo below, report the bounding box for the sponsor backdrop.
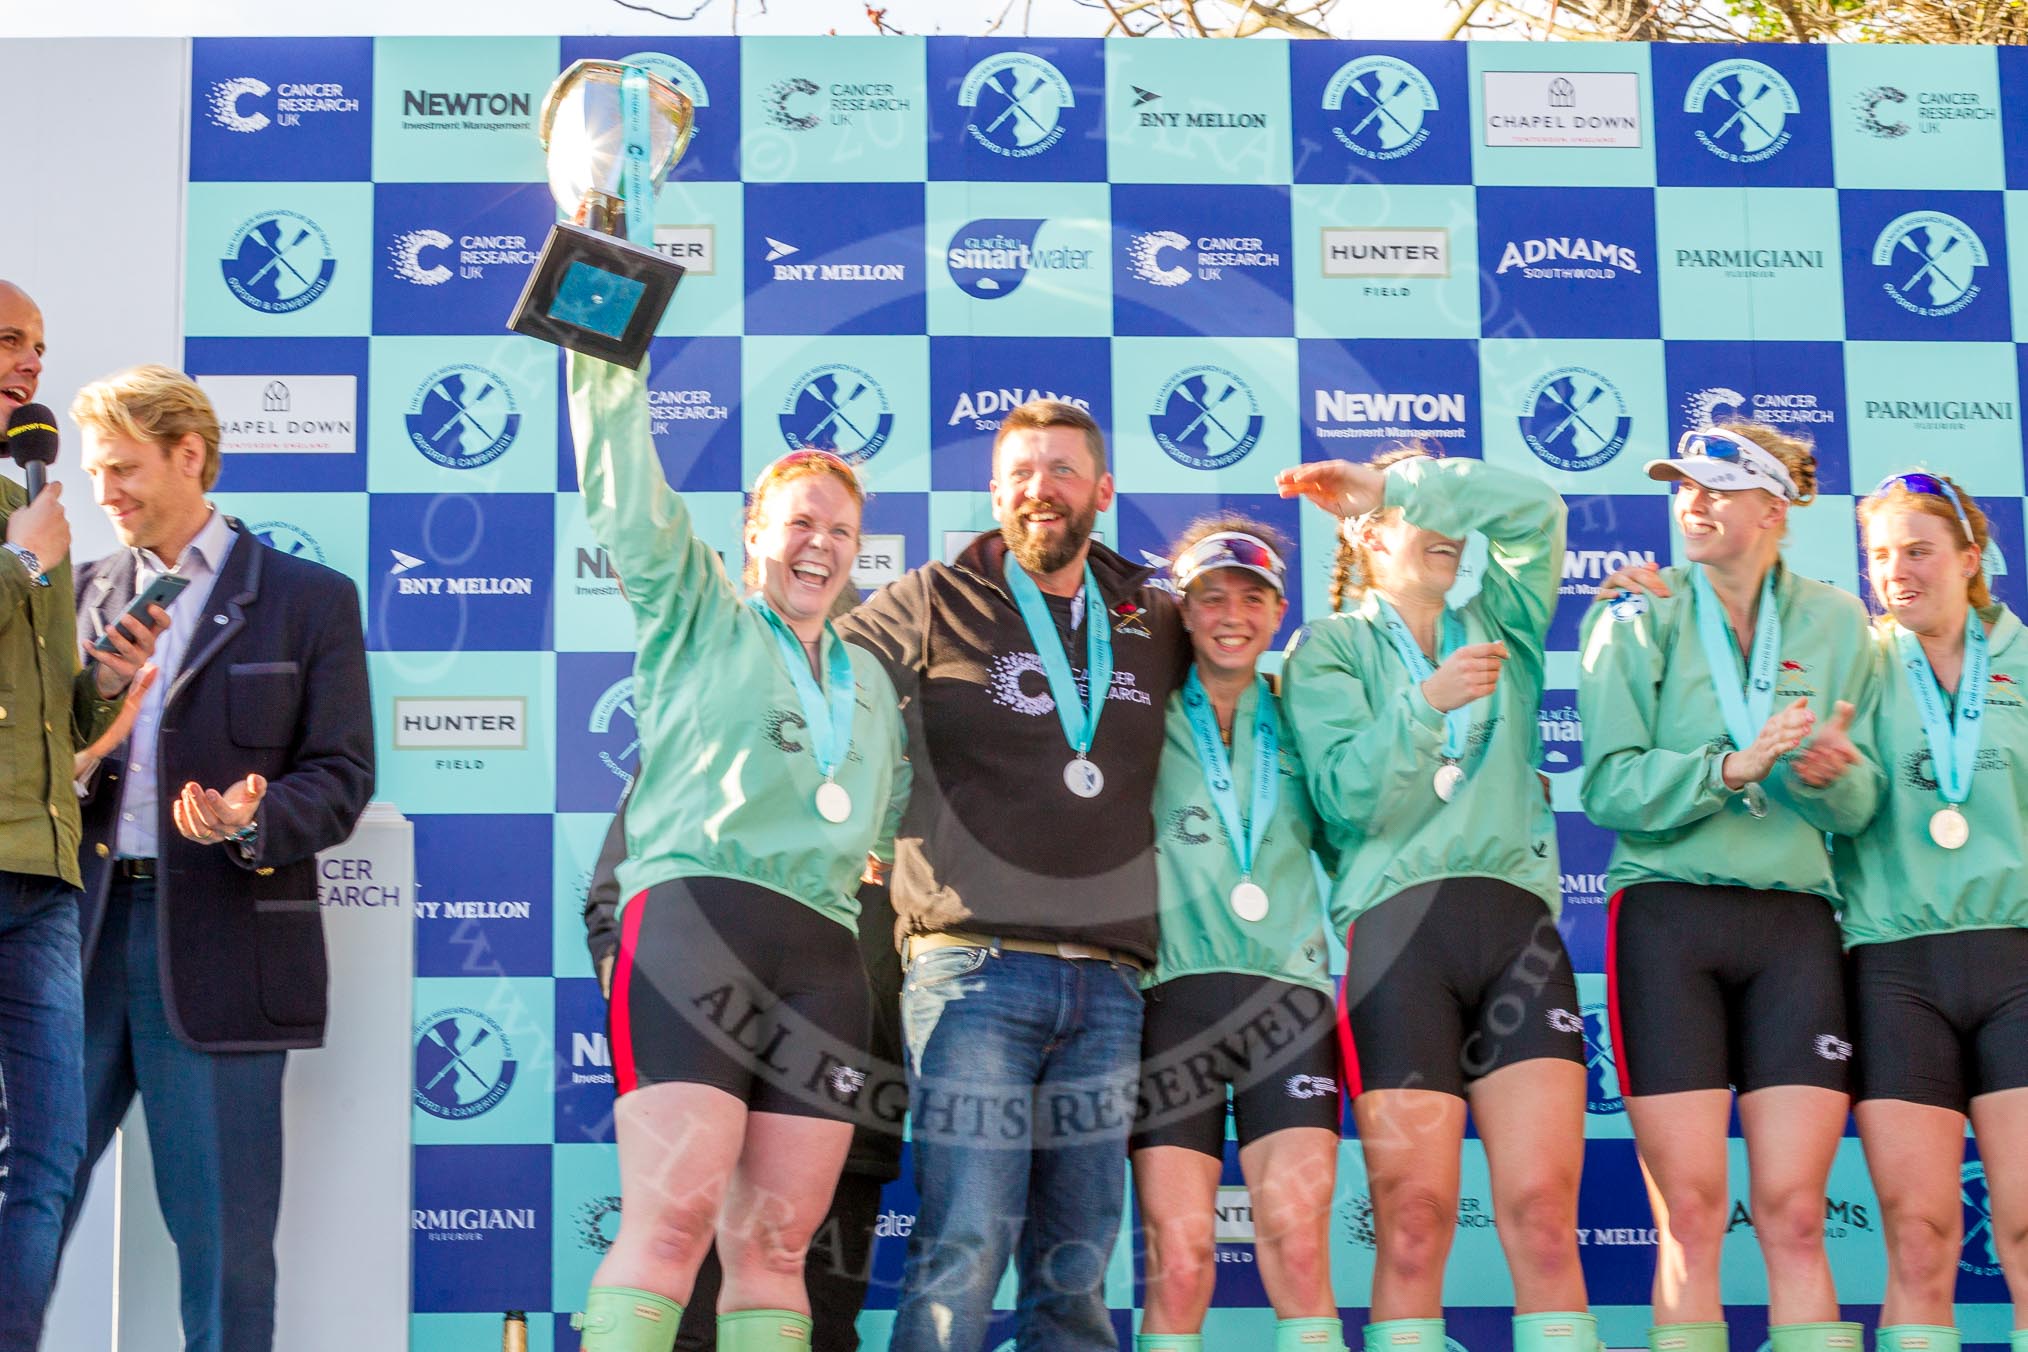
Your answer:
[184,34,2028,1349]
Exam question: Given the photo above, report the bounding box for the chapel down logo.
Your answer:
[946,218,1094,298]
[219,210,338,314]
[778,364,894,463]
[958,52,1075,159]
[1871,211,1989,318]
[1150,365,1265,471]
[1321,55,1439,161]
[405,365,522,469]
[1683,59,1799,163]
[1518,366,1632,471]
[207,75,360,133]
[413,1007,518,1120]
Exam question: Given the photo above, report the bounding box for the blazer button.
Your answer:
[95,842,109,858]
[256,867,275,877]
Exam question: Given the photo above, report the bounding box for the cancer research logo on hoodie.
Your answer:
[945,218,1095,298]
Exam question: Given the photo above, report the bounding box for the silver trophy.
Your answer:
[508,59,695,365]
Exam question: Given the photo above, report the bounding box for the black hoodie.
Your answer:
[836,531,1188,962]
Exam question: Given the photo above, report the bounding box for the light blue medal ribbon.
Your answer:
[1003,555,1113,797]
[1690,566,1780,816]
[747,598,858,822]
[1181,670,1280,920]
[1373,596,1470,801]
[618,66,655,247]
[1896,609,1987,849]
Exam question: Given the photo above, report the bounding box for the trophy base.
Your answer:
[506,222,683,367]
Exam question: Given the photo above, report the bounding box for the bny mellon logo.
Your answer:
[390,549,424,576]
[764,238,798,262]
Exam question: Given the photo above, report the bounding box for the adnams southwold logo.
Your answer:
[1151,365,1264,470]
[1871,211,1989,318]
[1482,71,1643,149]
[405,365,521,469]
[947,384,1092,433]
[388,229,539,286]
[413,1006,517,1120]
[1519,366,1632,471]
[199,375,357,455]
[778,364,893,462]
[1683,59,1799,163]
[1126,230,1280,288]
[958,52,1075,159]
[396,86,533,133]
[764,77,910,132]
[1321,55,1439,161]
[947,218,1094,298]
[1321,228,1450,279]
[219,210,338,314]
[1853,84,1996,140]
[207,76,360,133]
[1495,235,1640,280]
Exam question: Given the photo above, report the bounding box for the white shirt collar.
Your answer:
[135,507,231,579]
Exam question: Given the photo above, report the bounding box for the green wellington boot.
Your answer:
[1768,1322,1865,1351]
[570,1287,683,1352]
[715,1309,812,1351]
[1877,1328,1959,1352]
[1364,1317,1447,1350]
[1649,1323,1728,1352]
[1277,1315,1349,1350]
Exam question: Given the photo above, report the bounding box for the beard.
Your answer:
[1001,495,1099,577]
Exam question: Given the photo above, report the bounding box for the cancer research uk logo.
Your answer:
[1322,55,1438,161]
[414,1007,517,1120]
[405,365,521,469]
[764,77,909,132]
[1151,366,1265,471]
[1684,59,1799,163]
[778,365,893,463]
[219,210,337,314]
[947,218,1094,298]
[208,75,360,133]
[1519,366,1632,471]
[1853,85,1997,140]
[388,227,540,287]
[1872,211,1989,318]
[958,53,1075,159]
[1126,230,1281,288]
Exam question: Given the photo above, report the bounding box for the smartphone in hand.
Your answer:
[94,573,189,654]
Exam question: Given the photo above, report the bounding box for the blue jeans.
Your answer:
[0,872,85,1352]
[892,947,1143,1352]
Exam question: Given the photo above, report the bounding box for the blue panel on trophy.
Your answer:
[1297,338,1482,461]
[557,36,742,182]
[553,336,745,493]
[190,37,373,182]
[1476,186,1661,339]
[1650,42,1833,188]
[555,651,639,814]
[553,977,617,1145]
[928,39,1106,182]
[928,336,1113,491]
[411,1144,552,1312]
[1552,494,1672,652]
[185,336,369,492]
[412,814,554,978]
[372,182,555,336]
[1111,184,1295,338]
[741,183,927,335]
[1290,42,1472,186]
[367,492,555,652]
[1838,189,2014,341]
[1115,494,1304,650]
[1665,339,1850,495]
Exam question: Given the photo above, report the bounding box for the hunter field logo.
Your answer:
[1151,365,1265,470]
[405,364,521,469]
[958,52,1074,159]
[947,218,1093,298]
[778,364,894,463]
[1321,228,1449,278]
[1684,59,1799,163]
[1581,1004,1623,1114]
[389,229,453,286]
[1871,211,1988,318]
[220,209,338,314]
[590,677,640,788]
[207,75,361,134]
[248,519,328,564]
[1322,55,1438,161]
[414,1006,518,1120]
[1519,366,1632,471]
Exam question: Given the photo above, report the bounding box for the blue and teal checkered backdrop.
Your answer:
[183,34,2028,1350]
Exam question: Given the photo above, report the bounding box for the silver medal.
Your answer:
[1230,881,1269,923]
[1743,782,1769,818]
[815,780,853,824]
[1433,761,1465,804]
[1064,757,1105,799]
[1929,806,1970,850]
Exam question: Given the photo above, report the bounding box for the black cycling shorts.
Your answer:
[610,876,870,1122]
[1850,927,2028,1114]
[1338,878,1583,1100]
[1607,881,1850,1098]
[1130,972,1342,1157]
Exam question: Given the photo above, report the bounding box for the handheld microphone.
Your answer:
[6,402,59,499]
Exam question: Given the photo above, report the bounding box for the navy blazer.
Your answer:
[75,520,375,1051]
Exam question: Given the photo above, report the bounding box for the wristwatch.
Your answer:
[2,543,49,587]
